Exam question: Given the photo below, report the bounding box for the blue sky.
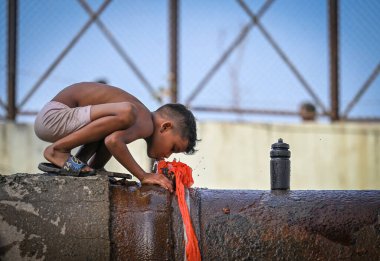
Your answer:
[0,0,379,122]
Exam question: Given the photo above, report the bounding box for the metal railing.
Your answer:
[1,0,379,122]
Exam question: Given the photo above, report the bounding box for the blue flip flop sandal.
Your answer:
[38,159,132,179]
[38,162,96,177]
[38,162,61,174]
[60,155,96,176]
[38,156,96,177]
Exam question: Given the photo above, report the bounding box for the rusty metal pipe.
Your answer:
[1,174,379,260]
[110,185,380,260]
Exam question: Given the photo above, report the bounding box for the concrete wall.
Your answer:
[1,122,379,190]
[0,174,110,260]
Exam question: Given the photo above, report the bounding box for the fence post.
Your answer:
[169,0,179,103]
[7,0,18,121]
[328,0,339,121]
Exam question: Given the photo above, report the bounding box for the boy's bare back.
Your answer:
[52,82,147,109]
[52,82,153,137]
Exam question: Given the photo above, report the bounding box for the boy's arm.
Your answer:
[104,129,173,192]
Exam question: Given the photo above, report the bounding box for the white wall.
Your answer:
[1,122,379,190]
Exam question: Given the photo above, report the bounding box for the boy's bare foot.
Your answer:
[44,145,93,172]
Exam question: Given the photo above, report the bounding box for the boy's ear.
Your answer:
[160,121,173,133]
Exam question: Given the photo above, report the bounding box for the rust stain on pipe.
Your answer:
[110,185,174,261]
[200,190,380,260]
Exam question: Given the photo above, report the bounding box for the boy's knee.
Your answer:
[104,134,117,148]
[116,102,137,128]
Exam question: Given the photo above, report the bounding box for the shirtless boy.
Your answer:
[34,82,198,192]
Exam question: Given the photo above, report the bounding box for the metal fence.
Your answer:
[1,0,379,122]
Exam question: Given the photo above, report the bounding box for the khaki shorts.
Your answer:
[34,101,91,142]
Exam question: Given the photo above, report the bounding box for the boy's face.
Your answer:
[147,121,188,160]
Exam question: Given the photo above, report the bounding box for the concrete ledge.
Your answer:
[0,174,110,260]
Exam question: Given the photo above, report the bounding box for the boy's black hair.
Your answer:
[156,103,198,154]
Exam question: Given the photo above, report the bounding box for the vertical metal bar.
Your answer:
[329,0,339,121]
[7,0,17,121]
[169,0,179,103]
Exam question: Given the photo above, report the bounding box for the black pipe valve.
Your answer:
[270,138,291,190]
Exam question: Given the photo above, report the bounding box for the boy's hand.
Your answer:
[141,173,174,193]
